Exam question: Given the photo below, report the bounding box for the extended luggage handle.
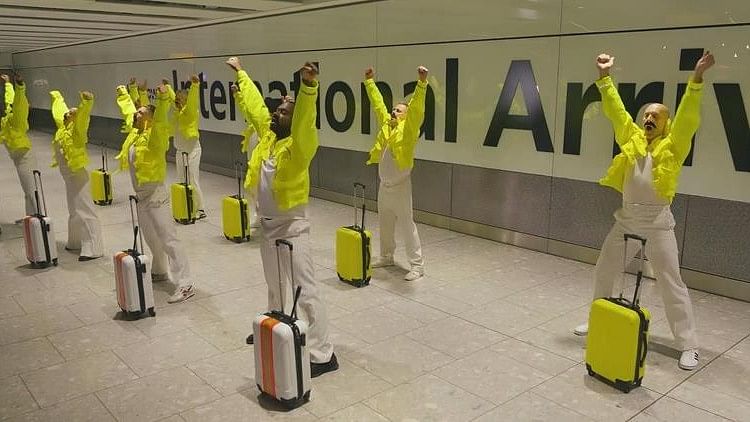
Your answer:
[181,151,190,185]
[100,141,108,172]
[128,195,145,254]
[234,160,244,199]
[353,182,366,230]
[620,234,647,307]
[275,239,300,318]
[32,170,47,217]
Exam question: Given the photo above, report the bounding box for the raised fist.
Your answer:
[365,67,375,80]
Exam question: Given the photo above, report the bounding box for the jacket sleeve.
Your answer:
[116,85,136,132]
[49,90,68,129]
[289,80,319,168]
[10,83,29,133]
[150,89,172,154]
[669,78,703,164]
[4,82,14,111]
[185,81,199,124]
[402,80,428,145]
[128,82,139,105]
[596,76,639,147]
[235,70,271,139]
[364,79,390,127]
[73,93,94,146]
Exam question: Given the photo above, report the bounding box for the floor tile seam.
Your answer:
[16,371,43,414]
[183,364,226,400]
[187,323,246,354]
[526,390,599,421]
[508,328,585,364]
[494,344,580,378]
[634,394,736,422]
[0,316,87,348]
[359,400,397,422]
[424,369,506,410]
[93,391,119,422]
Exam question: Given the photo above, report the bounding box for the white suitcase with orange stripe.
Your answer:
[114,195,155,319]
[23,170,58,268]
[253,239,311,409]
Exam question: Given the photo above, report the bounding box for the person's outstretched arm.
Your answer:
[73,91,94,146]
[594,53,639,146]
[116,84,136,132]
[290,62,319,168]
[2,74,14,112]
[9,75,29,134]
[49,90,67,130]
[363,67,390,127]
[402,66,429,145]
[226,57,271,139]
[670,51,714,163]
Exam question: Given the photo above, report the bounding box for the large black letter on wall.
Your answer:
[325,81,355,132]
[483,60,553,152]
[563,83,601,155]
[714,83,750,172]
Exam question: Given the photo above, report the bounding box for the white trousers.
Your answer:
[134,182,192,288]
[259,218,333,363]
[175,141,203,211]
[245,137,260,228]
[377,179,424,271]
[593,204,697,350]
[9,148,37,216]
[56,150,103,257]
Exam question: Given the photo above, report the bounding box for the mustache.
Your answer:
[644,121,656,129]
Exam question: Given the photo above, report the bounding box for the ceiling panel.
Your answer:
[0,0,330,54]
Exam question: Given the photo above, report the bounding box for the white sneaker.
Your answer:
[404,270,424,281]
[678,349,699,370]
[167,285,195,304]
[573,323,589,336]
[372,256,395,268]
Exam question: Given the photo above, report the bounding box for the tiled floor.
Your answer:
[1,131,749,421]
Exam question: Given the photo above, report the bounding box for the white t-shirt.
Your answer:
[379,145,411,187]
[622,153,669,206]
[258,157,306,220]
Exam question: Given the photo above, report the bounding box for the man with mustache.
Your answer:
[227,57,337,378]
[115,81,195,304]
[574,51,715,371]
[363,65,429,281]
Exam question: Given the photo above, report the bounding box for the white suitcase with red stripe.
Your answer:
[114,195,155,319]
[23,170,58,268]
[253,239,311,409]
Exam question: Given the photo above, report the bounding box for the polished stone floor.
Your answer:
[0,132,749,421]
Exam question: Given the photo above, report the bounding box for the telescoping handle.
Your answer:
[128,195,145,254]
[182,151,190,185]
[235,160,244,199]
[101,142,108,172]
[620,233,647,307]
[32,170,47,216]
[274,239,297,316]
[353,182,366,230]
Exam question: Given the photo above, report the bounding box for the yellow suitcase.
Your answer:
[222,161,250,242]
[90,146,112,206]
[171,152,197,225]
[336,182,372,287]
[585,234,650,393]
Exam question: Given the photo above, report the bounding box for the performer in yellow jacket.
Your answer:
[49,90,104,260]
[574,51,715,371]
[227,56,337,377]
[363,66,428,281]
[115,81,195,303]
[169,75,206,219]
[1,74,37,220]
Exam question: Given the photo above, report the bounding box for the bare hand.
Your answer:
[157,84,167,94]
[596,54,614,77]
[417,65,429,82]
[365,67,375,80]
[14,74,23,84]
[138,79,148,91]
[226,57,242,72]
[693,51,715,82]
[161,78,170,86]
[1,74,10,83]
[230,84,239,94]
[301,62,318,85]
[81,91,94,100]
[190,74,200,84]
[129,77,137,85]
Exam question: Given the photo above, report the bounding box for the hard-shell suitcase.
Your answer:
[114,195,155,319]
[171,151,197,224]
[586,234,651,393]
[253,239,312,409]
[335,182,372,287]
[23,170,58,268]
[90,144,113,206]
[222,160,250,242]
